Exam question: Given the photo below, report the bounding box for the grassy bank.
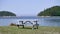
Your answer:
[0,26,60,34]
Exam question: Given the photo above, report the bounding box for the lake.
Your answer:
[0,16,60,27]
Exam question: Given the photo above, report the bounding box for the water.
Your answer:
[0,16,60,27]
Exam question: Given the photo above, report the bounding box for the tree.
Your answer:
[0,11,16,16]
[37,6,60,16]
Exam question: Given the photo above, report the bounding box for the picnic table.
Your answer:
[16,20,39,29]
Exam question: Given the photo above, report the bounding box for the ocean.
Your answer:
[0,16,60,27]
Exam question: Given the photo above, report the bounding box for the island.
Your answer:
[0,11,16,16]
[37,6,60,16]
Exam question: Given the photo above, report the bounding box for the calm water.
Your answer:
[0,16,60,27]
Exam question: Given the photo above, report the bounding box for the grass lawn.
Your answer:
[0,26,60,34]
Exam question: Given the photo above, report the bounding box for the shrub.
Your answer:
[10,23,16,26]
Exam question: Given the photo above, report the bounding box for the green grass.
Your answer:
[0,26,60,34]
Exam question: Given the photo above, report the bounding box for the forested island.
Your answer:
[0,11,16,16]
[38,6,60,16]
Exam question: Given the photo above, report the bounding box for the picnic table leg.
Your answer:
[17,25,19,28]
[32,25,34,30]
[22,25,24,28]
[34,21,39,29]
[36,25,38,29]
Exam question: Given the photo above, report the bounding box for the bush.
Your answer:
[10,23,16,26]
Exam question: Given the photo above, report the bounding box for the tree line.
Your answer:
[38,6,60,16]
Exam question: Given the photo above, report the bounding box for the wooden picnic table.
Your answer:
[16,20,39,29]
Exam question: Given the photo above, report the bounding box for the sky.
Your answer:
[0,0,60,16]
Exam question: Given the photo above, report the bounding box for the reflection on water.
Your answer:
[0,16,60,26]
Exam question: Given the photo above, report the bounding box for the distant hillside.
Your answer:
[0,11,16,16]
[37,6,60,16]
